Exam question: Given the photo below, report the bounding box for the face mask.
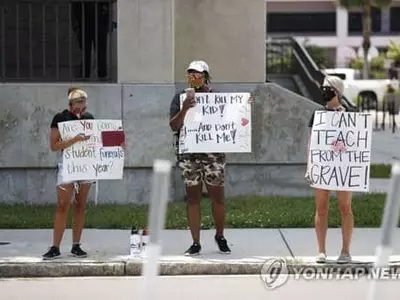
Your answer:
[321,87,336,103]
[188,75,205,90]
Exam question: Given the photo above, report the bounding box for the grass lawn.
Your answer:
[0,193,391,229]
[370,164,391,178]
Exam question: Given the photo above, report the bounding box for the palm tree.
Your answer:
[337,0,392,79]
[387,40,400,66]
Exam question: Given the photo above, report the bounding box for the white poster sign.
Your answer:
[178,93,251,153]
[308,111,373,192]
[57,119,124,182]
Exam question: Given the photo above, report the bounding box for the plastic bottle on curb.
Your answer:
[130,227,141,257]
[141,228,149,257]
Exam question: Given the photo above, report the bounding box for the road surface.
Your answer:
[1,275,399,300]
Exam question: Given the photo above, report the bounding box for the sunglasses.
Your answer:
[187,72,203,77]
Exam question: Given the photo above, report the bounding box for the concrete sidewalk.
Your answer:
[368,178,390,193]
[1,229,400,277]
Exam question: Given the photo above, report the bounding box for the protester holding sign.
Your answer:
[169,61,231,256]
[42,88,95,260]
[306,76,354,264]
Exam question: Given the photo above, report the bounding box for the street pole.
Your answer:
[367,162,400,300]
[141,159,172,300]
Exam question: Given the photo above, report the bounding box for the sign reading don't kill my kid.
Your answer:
[178,93,252,154]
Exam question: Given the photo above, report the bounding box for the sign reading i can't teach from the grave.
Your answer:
[308,111,373,192]
[178,93,252,153]
[57,119,124,182]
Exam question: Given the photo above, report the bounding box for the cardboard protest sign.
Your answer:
[308,111,373,192]
[178,93,251,153]
[57,119,124,181]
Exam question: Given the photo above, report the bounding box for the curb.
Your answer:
[1,261,399,278]
[0,262,125,278]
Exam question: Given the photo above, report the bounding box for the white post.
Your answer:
[367,163,400,300]
[141,159,172,300]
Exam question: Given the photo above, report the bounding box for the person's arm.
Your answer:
[306,112,315,163]
[169,108,189,131]
[306,129,312,166]
[305,113,314,180]
[50,128,81,152]
[169,93,187,131]
[49,114,84,152]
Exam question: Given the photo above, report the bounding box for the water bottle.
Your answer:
[141,228,149,257]
[130,227,141,257]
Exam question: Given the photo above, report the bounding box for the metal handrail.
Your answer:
[266,36,357,111]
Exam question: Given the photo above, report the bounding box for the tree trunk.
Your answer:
[362,0,372,79]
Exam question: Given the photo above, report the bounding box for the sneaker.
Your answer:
[337,253,351,264]
[184,243,201,256]
[71,244,87,258]
[316,253,327,263]
[215,235,231,254]
[42,246,61,260]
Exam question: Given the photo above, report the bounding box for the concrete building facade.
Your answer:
[1,0,284,205]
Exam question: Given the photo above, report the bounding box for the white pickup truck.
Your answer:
[323,68,399,109]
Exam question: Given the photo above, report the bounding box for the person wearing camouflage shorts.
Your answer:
[178,153,226,187]
[169,60,231,256]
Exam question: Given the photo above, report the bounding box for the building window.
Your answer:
[0,0,116,83]
[390,7,400,32]
[267,12,336,34]
[348,7,381,33]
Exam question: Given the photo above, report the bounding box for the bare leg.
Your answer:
[206,184,225,237]
[203,153,230,253]
[72,183,91,244]
[186,184,203,244]
[337,191,353,255]
[52,184,74,247]
[314,188,330,254]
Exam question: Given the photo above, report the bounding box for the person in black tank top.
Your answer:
[306,76,354,264]
[169,61,231,256]
[42,88,95,260]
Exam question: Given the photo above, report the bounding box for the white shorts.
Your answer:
[56,162,96,191]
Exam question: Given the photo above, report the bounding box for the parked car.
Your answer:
[323,68,399,109]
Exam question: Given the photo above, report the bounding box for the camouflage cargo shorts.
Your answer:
[178,153,226,187]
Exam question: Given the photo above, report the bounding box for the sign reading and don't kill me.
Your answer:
[178,92,252,153]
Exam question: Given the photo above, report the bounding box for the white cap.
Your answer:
[186,60,210,73]
[322,76,344,96]
[68,89,88,101]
